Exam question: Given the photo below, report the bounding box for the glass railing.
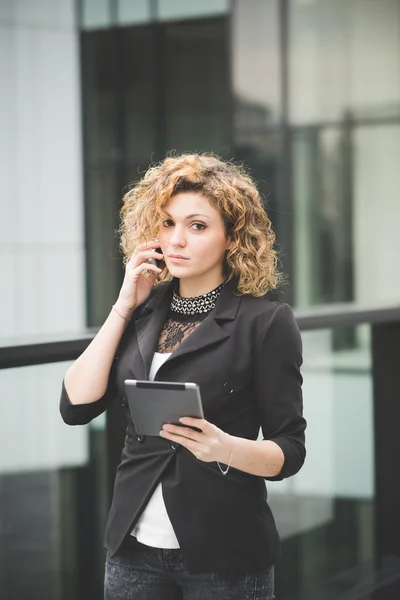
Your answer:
[0,361,108,600]
[272,324,377,598]
[1,304,400,600]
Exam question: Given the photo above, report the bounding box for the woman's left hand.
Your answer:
[160,417,232,464]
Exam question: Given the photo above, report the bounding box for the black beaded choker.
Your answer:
[170,282,225,315]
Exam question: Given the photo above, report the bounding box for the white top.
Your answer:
[147,350,172,382]
[130,351,181,549]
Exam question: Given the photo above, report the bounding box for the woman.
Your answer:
[60,153,306,600]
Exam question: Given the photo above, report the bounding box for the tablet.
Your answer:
[124,379,204,437]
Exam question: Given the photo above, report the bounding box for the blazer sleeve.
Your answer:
[59,357,119,426]
[254,303,306,481]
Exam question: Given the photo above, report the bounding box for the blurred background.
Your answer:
[1,1,400,598]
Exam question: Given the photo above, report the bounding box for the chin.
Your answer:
[167,266,195,278]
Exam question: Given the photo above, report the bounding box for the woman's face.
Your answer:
[158,192,230,286]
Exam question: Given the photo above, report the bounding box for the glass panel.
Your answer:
[81,0,229,28]
[270,324,375,598]
[352,125,400,306]
[118,0,151,26]
[232,0,281,126]
[292,123,400,308]
[123,25,157,164]
[231,0,282,284]
[289,0,400,125]
[0,362,108,600]
[157,0,229,22]
[86,166,122,326]
[165,18,230,154]
[292,126,354,307]
[82,29,124,326]
[83,30,119,165]
[82,0,111,30]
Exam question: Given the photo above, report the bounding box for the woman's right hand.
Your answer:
[114,241,165,318]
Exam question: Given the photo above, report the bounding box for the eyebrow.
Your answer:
[164,212,211,220]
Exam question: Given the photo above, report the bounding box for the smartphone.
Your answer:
[147,247,163,268]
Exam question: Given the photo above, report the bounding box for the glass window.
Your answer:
[81,29,123,326]
[122,26,157,164]
[352,125,400,306]
[231,0,283,297]
[157,0,229,22]
[117,0,151,26]
[81,0,230,28]
[0,362,108,599]
[82,0,111,30]
[289,0,400,124]
[292,122,400,308]
[292,126,354,307]
[271,324,375,597]
[232,0,281,127]
[164,18,230,153]
[289,0,400,308]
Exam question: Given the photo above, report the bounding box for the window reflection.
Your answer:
[0,362,108,599]
[271,324,375,597]
[289,0,400,124]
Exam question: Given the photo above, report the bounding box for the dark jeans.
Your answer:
[104,537,275,600]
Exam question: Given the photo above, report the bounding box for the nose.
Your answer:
[169,225,186,247]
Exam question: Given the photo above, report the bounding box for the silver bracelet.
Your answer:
[112,304,130,322]
[217,444,233,476]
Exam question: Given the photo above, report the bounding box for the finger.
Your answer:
[132,263,162,277]
[127,242,161,266]
[159,430,198,451]
[162,424,203,441]
[135,240,160,252]
[142,250,164,259]
[132,250,164,265]
[179,417,208,432]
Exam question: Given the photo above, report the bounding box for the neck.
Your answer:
[178,274,225,298]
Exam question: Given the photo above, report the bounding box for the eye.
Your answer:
[191,223,206,231]
[162,219,174,227]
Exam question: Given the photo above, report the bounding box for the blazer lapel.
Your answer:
[134,280,174,379]
[132,277,242,379]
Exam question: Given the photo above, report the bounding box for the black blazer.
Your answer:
[60,277,306,575]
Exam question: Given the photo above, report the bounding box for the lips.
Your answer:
[168,255,188,259]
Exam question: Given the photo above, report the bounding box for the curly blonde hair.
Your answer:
[119,153,282,296]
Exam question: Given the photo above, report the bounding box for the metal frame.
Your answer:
[1,303,399,369]
[372,321,400,563]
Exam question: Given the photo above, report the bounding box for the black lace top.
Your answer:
[156,281,225,354]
